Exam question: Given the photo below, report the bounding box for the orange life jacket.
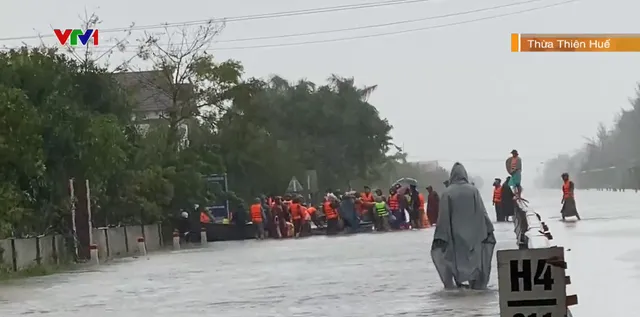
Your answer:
[323,201,338,219]
[418,193,425,211]
[250,203,262,222]
[289,203,302,220]
[388,194,399,210]
[307,206,317,215]
[493,187,502,203]
[361,192,374,202]
[301,207,311,221]
[562,180,573,199]
[200,211,211,224]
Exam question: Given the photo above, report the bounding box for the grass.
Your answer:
[0,263,71,282]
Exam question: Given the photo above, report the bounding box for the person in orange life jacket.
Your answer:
[323,196,341,235]
[199,205,213,224]
[492,178,505,222]
[197,206,213,242]
[360,186,375,221]
[387,187,400,229]
[306,204,322,228]
[506,149,523,197]
[250,198,265,239]
[418,190,430,228]
[299,203,312,236]
[426,186,439,226]
[288,197,304,237]
[560,173,581,221]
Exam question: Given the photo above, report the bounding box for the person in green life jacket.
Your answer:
[373,195,391,232]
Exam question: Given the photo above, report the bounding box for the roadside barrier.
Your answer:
[497,196,577,317]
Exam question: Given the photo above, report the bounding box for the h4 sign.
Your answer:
[54,29,99,46]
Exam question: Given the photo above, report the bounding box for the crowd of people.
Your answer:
[241,183,443,239]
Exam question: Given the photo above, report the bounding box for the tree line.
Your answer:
[0,22,449,238]
[541,85,640,189]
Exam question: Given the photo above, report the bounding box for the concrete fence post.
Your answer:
[9,238,17,271]
[123,226,129,253]
[103,228,110,259]
[35,236,42,265]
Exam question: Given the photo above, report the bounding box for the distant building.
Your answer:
[113,70,190,148]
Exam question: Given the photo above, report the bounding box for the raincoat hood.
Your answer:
[449,162,469,184]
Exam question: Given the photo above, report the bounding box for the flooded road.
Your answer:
[1,189,639,316]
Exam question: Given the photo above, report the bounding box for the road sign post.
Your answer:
[498,247,567,317]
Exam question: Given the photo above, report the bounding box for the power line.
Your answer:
[0,0,432,42]
[171,0,555,44]
[195,0,580,51]
[0,0,576,53]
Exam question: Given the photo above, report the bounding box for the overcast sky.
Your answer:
[1,0,638,185]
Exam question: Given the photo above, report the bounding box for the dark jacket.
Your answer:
[500,181,515,216]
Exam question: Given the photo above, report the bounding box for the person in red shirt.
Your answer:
[426,186,440,226]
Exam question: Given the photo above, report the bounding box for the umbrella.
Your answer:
[391,177,418,191]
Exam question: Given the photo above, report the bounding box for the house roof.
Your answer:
[113,70,173,113]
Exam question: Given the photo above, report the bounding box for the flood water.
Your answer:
[0,189,638,316]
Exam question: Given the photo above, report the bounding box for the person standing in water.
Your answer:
[501,176,515,221]
[506,149,523,197]
[560,172,581,221]
[492,178,504,222]
[373,195,391,231]
[426,186,439,226]
[431,162,495,290]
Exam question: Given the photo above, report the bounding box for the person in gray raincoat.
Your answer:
[431,162,496,290]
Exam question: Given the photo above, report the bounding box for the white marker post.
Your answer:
[497,247,566,317]
[137,237,147,256]
[200,228,207,245]
[89,244,99,266]
[172,230,180,250]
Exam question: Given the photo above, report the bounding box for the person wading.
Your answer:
[560,172,581,221]
[360,186,375,222]
[324,196,340,235]
[250,198,265,239]
[388,188,401,229]
[373,195,391,231]
[426,186,439,226]
[492,178,504,222]
[270,197,286,238]
[431,162,495,290]
[289,197,304,237]
[500,177,515,221]
[408,184,423,229]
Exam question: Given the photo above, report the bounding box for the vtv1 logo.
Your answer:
[53,29,99,46]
